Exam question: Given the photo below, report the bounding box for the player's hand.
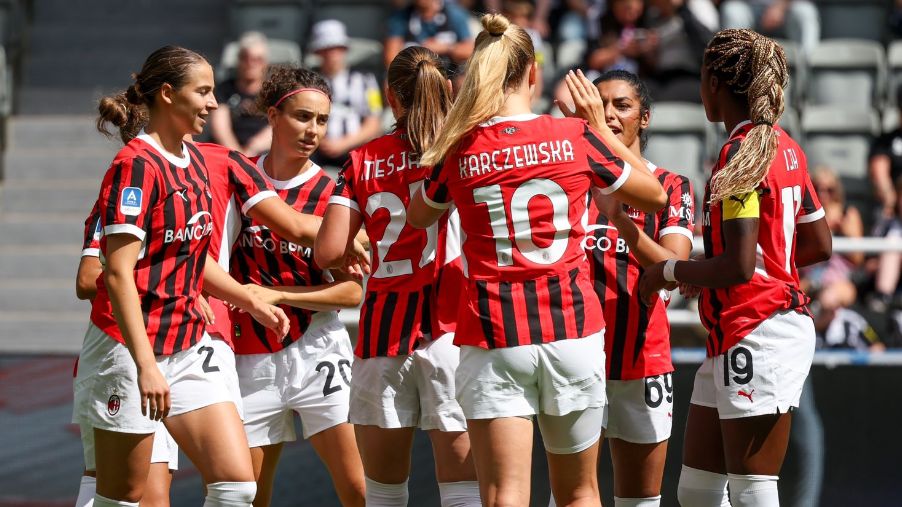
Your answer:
[592,188,627,220]
[137,364,170,421]
[558,70,610,135]
[340,256,366,280]
[245,284,282,306]
[197,295,215,325]
[679,282,701,298]
[350,239,371,274]
[247,297,291,337]
[639,261,668,304]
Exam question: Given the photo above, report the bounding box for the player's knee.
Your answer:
[613,495,662,507]
[364,477,409,507]
[203,481,257,507]
[676,466,730,507]
[92,495,139,507]
[727,474,779,507]
[438,481,481,507]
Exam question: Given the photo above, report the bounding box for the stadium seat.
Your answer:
[217,38,302,81]
[312,2,390,43]
[807,39,886,110]
[817,0,891,43]
[883,108,899,133]
[886,40,902,106]
[774,39,805,110]
[802,106,880,199]
[644,102,710,186]
[303,37,383,76]
[229,1,308,43]
[779,107,802,139]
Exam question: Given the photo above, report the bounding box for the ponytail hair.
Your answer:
[387,46,451,157]
[704,29,788,203]
[97,45,208,144]
[420,13,534,167]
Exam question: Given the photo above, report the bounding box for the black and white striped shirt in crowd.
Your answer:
[324,69,383,140]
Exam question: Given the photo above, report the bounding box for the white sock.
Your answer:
[92,494,138,507]
[614,495,662,506]
[677,465,731,507]
[203,481,257,507]
[728,474,780,507]
[365,477,409,507]
[438,481,481,507]
[76,476,96,507]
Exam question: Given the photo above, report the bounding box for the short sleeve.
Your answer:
[658,175,695,240]
[869,133,892,160]
[797,171,825,224]
[227,151,278,215]
[328,159,361,212]
[386,10,407,38]
[582,123,631,195]
[722,191,760,221]
[99,157,158,240]
[82,201,102,257]
[421,163,452,210]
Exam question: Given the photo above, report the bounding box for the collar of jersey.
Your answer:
[136,130,190,168]
[479,113,540,127]
[256,153,322,190]
[729,120,753,138]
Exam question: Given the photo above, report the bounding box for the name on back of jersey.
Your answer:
[361,151,419,181]
[458,139,575,179]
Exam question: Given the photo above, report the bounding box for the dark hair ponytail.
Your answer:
[387,46,451,157]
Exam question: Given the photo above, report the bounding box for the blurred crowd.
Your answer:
[213,0,902,351]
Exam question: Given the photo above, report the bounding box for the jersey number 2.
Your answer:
[366,181,438,278]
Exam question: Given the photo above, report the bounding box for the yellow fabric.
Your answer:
[722,191,760,220]
[366,88,383,112]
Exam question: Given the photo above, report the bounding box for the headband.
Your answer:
[273,87,330,108]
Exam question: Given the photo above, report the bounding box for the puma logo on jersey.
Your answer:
[738,389,755,402]
[174,189,189,202]
[728,195,749,209]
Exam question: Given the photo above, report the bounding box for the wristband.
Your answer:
[663,259,678,283]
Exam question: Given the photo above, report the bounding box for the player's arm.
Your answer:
[409,162,450,229]
[606,211,692,267]
[247,197,322,248]
[202,255,290,337]
[315,203,364,269]
[247,270,363,312]
[75,256,102,300]
[795,217,832,268]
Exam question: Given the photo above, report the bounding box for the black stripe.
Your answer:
[376,292,399,356]
[523,279,543,344]
[360,292,377,358]
[420,284,433,341]
[609,244,631,380]
[475,280,496,348]
[547,275,566,341]
[498,281,519,347]
[708,289,727,355]
[568,268,585,337]
[228,150,270,203]
[631,211,658,365]
[302,174,331,214]
[397,290,420,354]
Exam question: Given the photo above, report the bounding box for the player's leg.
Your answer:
[609,440,667,504]
[720,413,792,507]
[93,429,155,504]
[140,464,174,507]
[466,417,535,507]
[77,424,98,507]
[309,424,366,507]
[355,425,416,505]
[677,358,730,507]
[248,444,282,507]
[539,408,605,507]
[427,430,480,507]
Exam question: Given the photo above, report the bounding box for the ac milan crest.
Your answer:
[107,394,121,416]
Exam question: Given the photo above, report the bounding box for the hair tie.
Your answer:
[273,87,330,108]
[754,121,773,127]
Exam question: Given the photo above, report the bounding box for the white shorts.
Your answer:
[80,423,178,471]
[690,310,815,419]
[238,317,354,445]
[605,374,674,444]
[456,331,607,419]
[349,333,467,432]
[209,337,244,420]
[73,324,237,434]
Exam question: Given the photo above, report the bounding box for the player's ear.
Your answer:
[267,106,280,127]
[158,82,175,106]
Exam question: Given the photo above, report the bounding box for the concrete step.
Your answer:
[0,213,84,245]
[7,116,122,152]
[0,311,88,354]
[0,279,83,313]
[0,179,99,214]
[0,245,82,279]
[3,149,115,180]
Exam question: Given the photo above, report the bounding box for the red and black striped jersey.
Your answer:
[329,129,444,358]
[422,114,630,349]
[90,133,213,355]
[82,200,102,258]
[699,121,823,357]
[433,207,466,338]
[586,163,694,380]
[196,142,278,344]
[230,158,336,355]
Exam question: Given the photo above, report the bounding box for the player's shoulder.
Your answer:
[111,138,164,173]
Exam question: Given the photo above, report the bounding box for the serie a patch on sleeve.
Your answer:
[722,190,760,220]
[119,186,143,216]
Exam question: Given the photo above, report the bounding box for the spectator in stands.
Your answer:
[502,0,547,105]
[384,0,475,75]
[308,20,384,169]
[719,0,821,54]
[869,176,902,312]
[869,85,902,221]
[211,31,272,157]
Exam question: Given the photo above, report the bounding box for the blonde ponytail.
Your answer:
[704,29,788,203]
[420,13,534,167]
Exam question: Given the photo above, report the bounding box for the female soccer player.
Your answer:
[578,70,694,507]
[315,46,480,507]
[407,14,667,507]
[73,45,290,507]
[228,66,366,507]
[639,29,832,507]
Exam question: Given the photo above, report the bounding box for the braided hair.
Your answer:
[704,29,788,203]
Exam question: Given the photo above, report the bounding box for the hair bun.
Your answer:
[481,13,510,37]
[125,83,143,105]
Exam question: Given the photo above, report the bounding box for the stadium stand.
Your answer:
[807,38,886,110]
[643,102,710,189]
[802,105,880,200]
